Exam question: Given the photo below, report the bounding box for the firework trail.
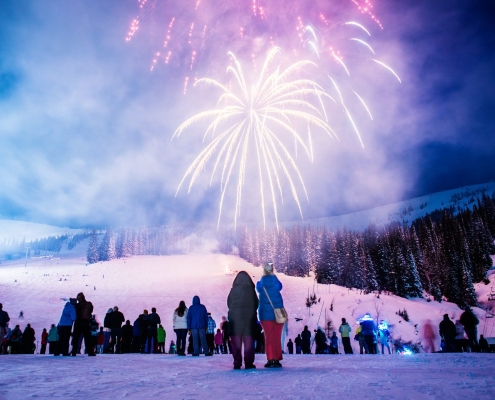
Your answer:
[173,48,336,229]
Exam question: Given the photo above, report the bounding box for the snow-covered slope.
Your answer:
[0,220,83,242]
[289,182,495,231]
[1,253,493,354]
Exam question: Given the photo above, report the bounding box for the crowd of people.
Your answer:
[0,263,493,367]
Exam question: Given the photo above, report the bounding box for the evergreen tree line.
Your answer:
[236,194,495,306]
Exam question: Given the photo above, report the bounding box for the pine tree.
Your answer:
[87,229,99,264]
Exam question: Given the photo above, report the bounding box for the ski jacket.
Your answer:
[148,312,161,330]
[157,326,166,342]
[360,320,377,336]
[256,274,283,321]
[47,327,59,342]
[76,300,93,321]
[227,271,259,337]
[460,310,479,329]
[104,312,113,329]
[301,328,311,343]
[295,336,302,346]
[207,316,217,334]
[214,332,223,345]
[133,318,141,336]
[122,323,133,339]
[0,310,10,327]
[439,318,456,338]
[330,335,338,348]
[378,330,389,344]
[187,296,208,329]
[58,302,77,327]
[339,323,352,337]
[41,331,48,345]
[111,311,125,329]
[9,327,21,342]
[173,309,188,330]
[138,314,149,332]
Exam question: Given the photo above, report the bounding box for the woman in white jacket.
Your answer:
[173,301,188,356]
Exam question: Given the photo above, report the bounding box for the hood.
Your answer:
[192,295,201,305]
[233,271,255,288]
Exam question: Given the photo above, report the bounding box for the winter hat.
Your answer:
[69,298,77,305]
[264,261,274,274]
[107,308,113,313]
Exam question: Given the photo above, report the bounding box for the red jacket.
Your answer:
[41,331,48,345]
[97,332,105,345]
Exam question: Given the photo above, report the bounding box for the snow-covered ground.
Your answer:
[1,253,493,353]
[1,353,495,399]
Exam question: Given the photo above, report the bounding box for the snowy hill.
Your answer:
[1,253,493,354]
[0,220,83,242]
[289,182,495,231]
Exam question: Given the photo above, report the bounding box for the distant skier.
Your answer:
[460,306,480,352]
[339,318,353,354]
[19,311,24,319]
[301,326,311,354]
[439,314,456,352]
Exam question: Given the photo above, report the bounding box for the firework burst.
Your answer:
[173,48,336,229]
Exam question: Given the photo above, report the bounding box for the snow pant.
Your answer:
[147,328,157,353]
[48,341,57,354]
[296,345,301,354]
[381,342,391,354]
[330,346,338,354]
[206,333,215,354]
[443,336,456,353]
[132,335,141,353]
[464,328,479,352]
[175,329,188,355]
[363,335,376,354]
[288,345,293,354]
[40,344,47,354]
[157,342,165,353]
[72,320,95,356]
[261,320,283,361]
[359,340,366,354]
[302,340,311,354]
[103,331,111,352]
[342,337,353,354]
[55,326,72,356]
[111,328,122,353]
[231,336,255,368]
[191,328,210,355]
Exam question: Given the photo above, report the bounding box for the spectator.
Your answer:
[9,325,22,354]
[71,292,96,356]
[147,307,161,354]
[460,306,480,352]
[228,271,259,369]
[339,318,353,354]
[315,327,327,354]
[138,310,149,353]
[301,326,311,354]
[439,314,456,353]
[103,308,113,353]
[360,316,377,354]
[214,329,223,354]
[287,338,294,354]
[173,301,188,356]
[55,298,76,356]
[454,320,468,353]
[0,304,10,338]
[47,324,59,355]
[40,328,48,354]
[96,327,105,354]
[479,335,490,353]
[256,261,285,368]
[295,334,302,354]
[132,317,142,353]
[329,332,339,354]
[157,324,166,354]
[122,320,134,353]
[187,296,211,356]
[206,313,216,355]
[22,324,35,354]
[111,306,125,354]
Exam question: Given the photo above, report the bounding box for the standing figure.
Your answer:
[421,319,437,353]
[295,334,302,354]
[71,292,96,356]
[220,316,231,354]
[187,296,211,356]
[257,262,285,368]
[173,301,188,356]
[301,326,311,354]
[111,306,125,354]
[47,324,59,354]
[0,304,10,341]
[329,332,339,354]
[8,325,22,354]
[122,320,134,353]
[287,338,294,354]
[214,329,223,354]
[55,298,76,356]
[103,308,113,353]
[439,314,456,353]
[157,324,166,353]
[315,327,328,354]
[339,318,353,354]
[96,327,105,354]
[40,328,48,354]
[138,310,149,353]
[21,324,35,354]
[147,307,161,354]
[360,316,377,354]
[206,313,216,355]
[378,328,391,354]
[454,320,468,353]
[460,306,480,352]
[228,271,259,369]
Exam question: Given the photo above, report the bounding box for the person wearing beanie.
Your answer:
[256,262,285,368]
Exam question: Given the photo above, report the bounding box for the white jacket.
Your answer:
[173,309,188,330]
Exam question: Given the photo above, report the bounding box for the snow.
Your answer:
[289,182,495,231]
[1,253,492,354]
[0,220,83,242]
[1,353,495,398]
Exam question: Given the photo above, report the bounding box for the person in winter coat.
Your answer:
[228,271,259,369]
[132,317,142,353]
[329,332,339,354]
[121,320,133,353]
[8,325,22,354]
[378,328,391,354]
[47,324,59,354]
[96,327,105,354]
[0,303,10,336]
[360,317,377,354]
[40,328,48,354]
[157,324,166,354]
[173,301,188,356]
[138,310,149,353]
[454,320,468,353]
[206,313,217,355]
[439,314,456,353]
[339,318,353,354]
[295,334,302,354]
[287,338,294,354]
[103,308,113,353]
[221,317,232,354]
[110,306,125,354]
[460,306,480,352]
[257,262,285,368]
[421,319,437,353]
[71,292,96,356]
[479,335,490,353]
[301,326,311,354]
[55,298,76,356]
[214,329,223,354]
[187,296,211,356]
[22,324,35,354]
[355,325,366,354]
[315,327,328,354]
[147,307,161,354]
[1,325,10,355]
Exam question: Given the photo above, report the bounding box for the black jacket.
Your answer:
[76,300,94,321]
[227,271,259,337]
[104,312,113,328]
[148,312,161,330]
[460,309,479,329]
[295,336,302,346]
[122,322,134,339]
[301,328,311,343]
[111,311,125,329]
[439,317,456,338]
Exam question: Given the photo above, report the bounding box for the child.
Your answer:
[96,327,105,354]
[214,329,223,354]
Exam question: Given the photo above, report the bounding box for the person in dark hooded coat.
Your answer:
[227,271,259,369]
[187,296,211,356]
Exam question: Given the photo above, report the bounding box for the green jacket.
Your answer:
[157,326,166,343]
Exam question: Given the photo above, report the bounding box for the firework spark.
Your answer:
[173,48,336,229]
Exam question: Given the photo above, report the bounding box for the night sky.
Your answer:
[0,0,494,228]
